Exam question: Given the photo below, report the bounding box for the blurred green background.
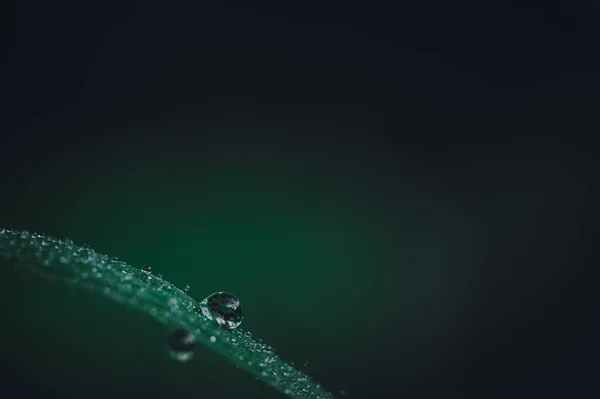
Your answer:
[2,1,594,398]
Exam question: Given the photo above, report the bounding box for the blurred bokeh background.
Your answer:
[1,1,595,398]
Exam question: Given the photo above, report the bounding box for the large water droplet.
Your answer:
[167,329,195,362]
[197,291,244,329]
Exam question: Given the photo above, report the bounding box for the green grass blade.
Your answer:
[0,228,335,399]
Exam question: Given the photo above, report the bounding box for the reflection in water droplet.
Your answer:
[167,329,195,362]
[210,336,216,343]
[197,291,244,329]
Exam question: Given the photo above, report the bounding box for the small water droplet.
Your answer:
[143,265,152,272]
[168,297,179,311]
[197,292,244,329]
[210,336,216,343]
[184,285,190,292]
[167,330,195,362]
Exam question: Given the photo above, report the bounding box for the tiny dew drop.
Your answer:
[184,285,190,292]
[167,329,195,362]
[143,265,152,272]
[197,292,244,329]
[168,297,179,311]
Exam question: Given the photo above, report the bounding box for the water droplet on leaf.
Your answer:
[168,297,179,311]
[143,265,152,272]
[197,291,244,329]
[167,329,195,362]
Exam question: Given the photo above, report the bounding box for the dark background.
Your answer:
[1,1,596,398]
